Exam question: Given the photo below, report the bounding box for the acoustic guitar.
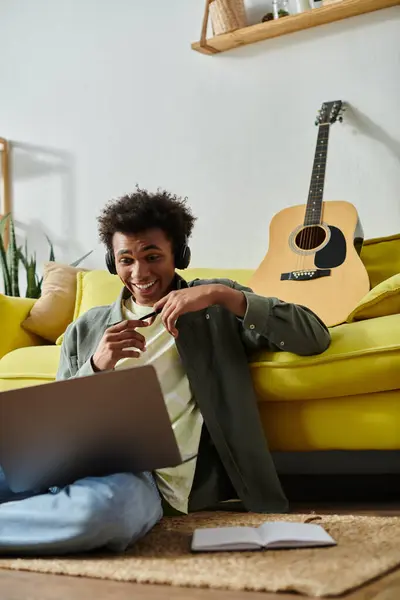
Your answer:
[249,100,370,327]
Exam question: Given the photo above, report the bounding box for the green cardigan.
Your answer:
[56,276,330,513]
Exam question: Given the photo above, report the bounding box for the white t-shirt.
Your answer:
[115,297,203,514]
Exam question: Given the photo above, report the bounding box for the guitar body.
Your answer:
[249,201,370,327]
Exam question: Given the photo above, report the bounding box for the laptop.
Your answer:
[0,365,184,494]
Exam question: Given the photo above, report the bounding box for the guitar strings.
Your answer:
[296,117,331,276]
[303,128,319,271]
[295,102,341,282]
[309,124,329,263]
[301,148,317,273]
[309,129,321,255]
[314,125,329,250]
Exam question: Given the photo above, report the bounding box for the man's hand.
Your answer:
[92,320,149,372]
[154,284,247,337]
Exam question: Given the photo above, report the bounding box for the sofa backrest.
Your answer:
[23,233,400,346]
[360,234,400,289]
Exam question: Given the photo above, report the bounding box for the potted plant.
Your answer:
[0,214,92,298]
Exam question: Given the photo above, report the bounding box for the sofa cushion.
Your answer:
[360,233,400,288]
[51,235,399,345]
[250,313,400,402]
[0,294,45,360]
[73,270,123,321]
[0,346,61,382]
[259,390,400,451]
[0,346,397,451]
[22,262,87,343]
[347,273,400,322]
[0,378,53,392]
[29,233,398,346]
[1,320,398,452]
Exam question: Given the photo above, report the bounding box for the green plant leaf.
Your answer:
[2,221,92,298]
[25,256,39,298]
[0,234,11,295]
[8,218,20,296]
[17,246,29,271]
[70,250,93,268]
[0,214,13,296]
[0,213,11,238]
[45,234,55,262]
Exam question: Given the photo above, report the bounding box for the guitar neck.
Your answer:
[304,123,330,226]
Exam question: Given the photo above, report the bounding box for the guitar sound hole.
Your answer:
[295,226,326,250]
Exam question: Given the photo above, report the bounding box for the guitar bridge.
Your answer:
[280,269,331,281]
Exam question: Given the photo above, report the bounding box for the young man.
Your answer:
[0,188,330,556]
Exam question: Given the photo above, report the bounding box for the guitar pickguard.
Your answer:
[314,225,346,269]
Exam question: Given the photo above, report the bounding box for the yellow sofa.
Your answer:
[1,235,400,485]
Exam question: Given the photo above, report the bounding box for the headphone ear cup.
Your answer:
[105,249,117,275]
[175,244,191,270]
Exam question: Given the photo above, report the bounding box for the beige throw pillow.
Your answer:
[22,262,87,343]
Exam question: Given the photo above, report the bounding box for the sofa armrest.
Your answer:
[0,294,46,359]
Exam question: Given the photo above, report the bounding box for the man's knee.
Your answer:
[70,472,163,552]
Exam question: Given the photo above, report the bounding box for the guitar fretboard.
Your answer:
[304,124,330,226]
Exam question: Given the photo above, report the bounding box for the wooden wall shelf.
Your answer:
[192,0,400,55]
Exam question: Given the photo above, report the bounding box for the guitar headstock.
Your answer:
[315,101,345,126]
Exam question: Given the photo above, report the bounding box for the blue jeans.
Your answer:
[0,468,163,556]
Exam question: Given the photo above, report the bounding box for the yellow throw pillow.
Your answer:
[73,269,124,321]
[55,270,122,346]
[360,234,400,289]
[347,272,400,322]
[22,262,87,343]
[0,294,45,359]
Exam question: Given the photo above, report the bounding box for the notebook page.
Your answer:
[192,526,262,551]
[259,522,336,548]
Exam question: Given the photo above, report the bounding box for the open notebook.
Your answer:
[191,521,336,552]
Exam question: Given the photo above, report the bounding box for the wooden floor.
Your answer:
[1,502,399,600]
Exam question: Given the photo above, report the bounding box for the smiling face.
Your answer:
[112,228,176,306]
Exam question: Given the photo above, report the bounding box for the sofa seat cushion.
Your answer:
[259,390,400,451]
[0,341,397,452]
[0,378,54,392]
[251,313,400,402]
[0,346,61,383]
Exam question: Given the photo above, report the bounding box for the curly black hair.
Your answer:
[97,186,196,251]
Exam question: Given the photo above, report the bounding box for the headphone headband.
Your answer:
[105,235,191,275]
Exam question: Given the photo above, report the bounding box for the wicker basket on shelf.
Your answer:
[209,0,247,35]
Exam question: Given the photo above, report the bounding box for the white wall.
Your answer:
[1,0,400,270]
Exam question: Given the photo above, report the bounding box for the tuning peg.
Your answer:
[338,116,343,122]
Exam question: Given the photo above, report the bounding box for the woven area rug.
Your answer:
[0,512,399,597]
